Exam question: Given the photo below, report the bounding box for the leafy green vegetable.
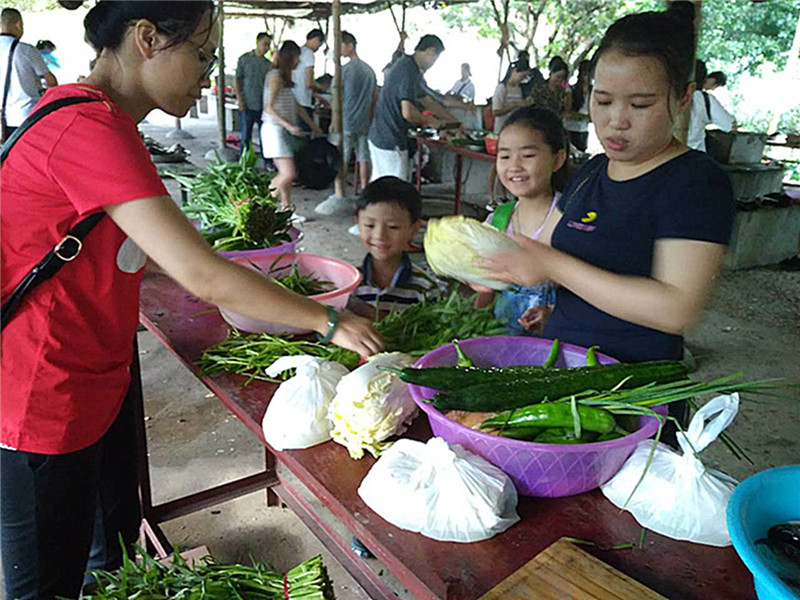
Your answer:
[199,291,506,384]
[373,290,506,355]
[84,543,335,599]
[172,147,293,251]
[198,330,361,383]
[249,257,333,297]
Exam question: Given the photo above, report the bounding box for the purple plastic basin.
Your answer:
[216,227,303,259]
[407,336,665,498]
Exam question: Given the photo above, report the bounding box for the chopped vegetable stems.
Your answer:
[199,291,504,384]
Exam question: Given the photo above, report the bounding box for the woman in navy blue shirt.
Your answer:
[483,3,734,366]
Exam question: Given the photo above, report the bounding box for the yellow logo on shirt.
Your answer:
[581,211,597,223]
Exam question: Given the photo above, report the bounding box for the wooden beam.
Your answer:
[217,0,227,149]
[224,0,476,16]
[332,0,343,166]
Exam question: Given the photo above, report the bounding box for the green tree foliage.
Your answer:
[698,0,800,78]
[3,0,61,11]
[441,0,660,69]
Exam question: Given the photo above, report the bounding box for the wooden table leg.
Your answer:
[266,447,280,507]
[133,326,279,555]
[416,142,422,191]
[131,336,172,557]
[454,155,463,215]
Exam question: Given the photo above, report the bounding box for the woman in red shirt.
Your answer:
[0,2,382,598]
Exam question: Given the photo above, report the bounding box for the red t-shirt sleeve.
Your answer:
[46,108,168,216]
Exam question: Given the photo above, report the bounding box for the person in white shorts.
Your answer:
[261,40,320,218]
[367,34,459,183]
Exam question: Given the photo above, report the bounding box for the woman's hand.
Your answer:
[479,234,552,288]
[331,313,384,358]
[287,124,303,137]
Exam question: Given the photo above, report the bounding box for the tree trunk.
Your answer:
[768,9,800,134]
[332,0,343,149]
[673,0,700,144]
[217,0,227,150]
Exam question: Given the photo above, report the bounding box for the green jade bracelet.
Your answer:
[316,305,339,343]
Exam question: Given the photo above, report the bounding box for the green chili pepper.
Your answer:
[586,345,600,367]
[534,427,599,444]
[543,339,560,368]
[480,402,617,434]
[453,340,474,367]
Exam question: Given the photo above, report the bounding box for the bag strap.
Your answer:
[702,91,711,120]
[490,200,517,232]
[1,37,20,134]
[1,212,105,330]
[1,96,99,163]
[1,96,103,331]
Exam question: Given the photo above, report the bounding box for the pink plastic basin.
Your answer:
[216,227,303,259]
[219,252,361,335]
[407,336,664,498]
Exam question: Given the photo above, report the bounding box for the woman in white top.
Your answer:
[687,60,736,152]
[491,59,532,133]
[261,40,320,211]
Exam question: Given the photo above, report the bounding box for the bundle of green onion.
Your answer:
[481,373,785,460]
[85,547,335,599]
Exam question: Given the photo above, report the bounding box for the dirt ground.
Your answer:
[2,109,797,600]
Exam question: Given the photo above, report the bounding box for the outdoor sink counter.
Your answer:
[137,272,756,600]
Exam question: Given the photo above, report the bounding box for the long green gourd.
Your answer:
[427,360,690,412]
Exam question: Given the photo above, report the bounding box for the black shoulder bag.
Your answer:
[1,36,20,142]
[1,96,102,330]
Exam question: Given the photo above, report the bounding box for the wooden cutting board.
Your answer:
[479,538,667,600]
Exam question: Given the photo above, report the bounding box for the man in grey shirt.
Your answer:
[1,8,57,139]
[316,31,377,216]
[367,34,458,182]
[234,32,271,156]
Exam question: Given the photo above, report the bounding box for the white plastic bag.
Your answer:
[358,437,520,543]
[261,355,349,451]
[601,394,740,547]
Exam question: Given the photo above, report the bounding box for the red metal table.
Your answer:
[137,273,756,600]
[414,136,495,216]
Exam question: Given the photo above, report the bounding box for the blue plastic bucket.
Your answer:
[727,465,800,600]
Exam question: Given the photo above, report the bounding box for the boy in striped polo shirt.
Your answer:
[349,176,445,317]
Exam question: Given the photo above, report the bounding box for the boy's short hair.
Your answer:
[357,176,422,222]
[256,32,271,43]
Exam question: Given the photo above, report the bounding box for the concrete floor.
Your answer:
[2,104,798,599]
